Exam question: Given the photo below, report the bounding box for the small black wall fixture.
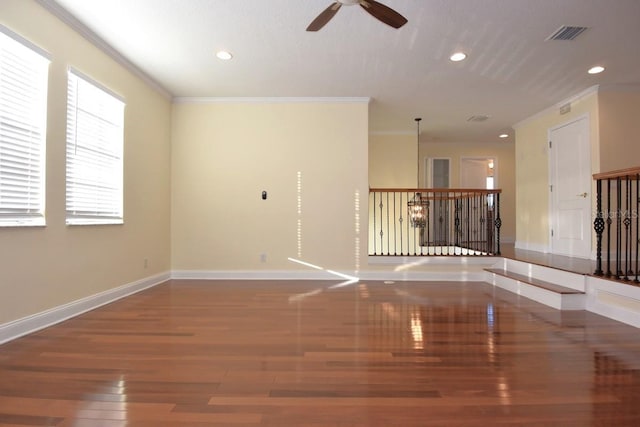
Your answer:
[262,191,267,200]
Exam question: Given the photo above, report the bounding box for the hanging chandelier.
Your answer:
[408,117,428,228]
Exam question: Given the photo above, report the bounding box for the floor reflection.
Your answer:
[76,376,128,426]
[357,282,640,423]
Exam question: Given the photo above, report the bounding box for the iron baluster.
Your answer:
[594,178,604,276]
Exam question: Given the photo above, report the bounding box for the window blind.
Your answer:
[66,69,124,225]
[0,28,49,226]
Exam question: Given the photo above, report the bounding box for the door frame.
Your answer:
[547,112,592,258]
[459,156,498,189]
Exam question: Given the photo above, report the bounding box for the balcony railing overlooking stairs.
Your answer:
[369,188,502,256]
[593,167,640,281]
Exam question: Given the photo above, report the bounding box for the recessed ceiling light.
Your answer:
[216,50,233,60]
[450,52,467,62]
[499,133,509,138]
[588,65,604,74]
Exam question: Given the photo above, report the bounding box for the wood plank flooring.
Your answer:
[1,279,640,426]
[500,243,596,276]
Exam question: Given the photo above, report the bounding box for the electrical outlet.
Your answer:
[260,253,267,263]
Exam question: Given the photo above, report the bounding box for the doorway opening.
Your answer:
[461,157,497,191]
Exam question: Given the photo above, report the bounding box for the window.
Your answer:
[66,69,124,225]
[0,27,49,227]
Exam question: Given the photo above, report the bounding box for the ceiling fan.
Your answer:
[306,0,408,31]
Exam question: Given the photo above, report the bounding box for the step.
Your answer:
[485,269,585,294]
[499,258,586,291]
[485,267,586,311]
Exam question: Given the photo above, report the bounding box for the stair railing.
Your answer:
[369,188,501,256]
[593,167,640,281]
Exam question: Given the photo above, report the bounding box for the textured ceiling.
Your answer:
[41,0,640,143]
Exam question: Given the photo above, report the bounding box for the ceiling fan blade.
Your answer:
[306,2,342,31]
[359,0,408,29]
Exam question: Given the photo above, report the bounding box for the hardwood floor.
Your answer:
[1,279,640,426]
[500,243,597,276]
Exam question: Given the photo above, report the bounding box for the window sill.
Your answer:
[66,219,123,226]
[0,219,46,228]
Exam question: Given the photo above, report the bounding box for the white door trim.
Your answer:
[548,112,592,258]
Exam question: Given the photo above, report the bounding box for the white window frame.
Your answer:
[0,26,50,227]
[65,68,125,225]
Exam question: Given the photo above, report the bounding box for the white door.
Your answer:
[549,116,591,258]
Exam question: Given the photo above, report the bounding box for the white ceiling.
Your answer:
[42,0,640,143]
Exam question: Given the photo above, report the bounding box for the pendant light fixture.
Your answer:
[408,117,428,230]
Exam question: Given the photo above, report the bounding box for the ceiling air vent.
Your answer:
[546,26,588,41]
[467,115,490,123]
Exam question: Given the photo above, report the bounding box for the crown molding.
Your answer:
[598,83,640,93]
[35,0,172,99]
[369,130,415,136]
[172,96,371,104]
[513,85,599,129]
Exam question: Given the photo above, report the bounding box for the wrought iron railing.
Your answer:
[369,188,502,256]
[593,167,640,281]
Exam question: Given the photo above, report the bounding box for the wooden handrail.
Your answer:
[593,166,640,180]
[369,187,502,194]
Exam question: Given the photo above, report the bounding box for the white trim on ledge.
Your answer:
[0,272,170,345]
[359,271,487,282]
[368,256,501,265]
[172,97,372,104]
[586,276,640,328]
[35,0,172,99]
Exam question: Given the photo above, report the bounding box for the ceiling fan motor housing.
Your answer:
[307,0,406,31]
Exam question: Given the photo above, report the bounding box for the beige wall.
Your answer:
[369,134,416,188]
[514,90,599,251]
[419,141,516,242]
[0,1,172,324]
[598,88,640,172]
[171,101,369,273]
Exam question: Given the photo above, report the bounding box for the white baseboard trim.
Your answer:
[0,272,170,345]
[172,269,486,282]
[368,256,501,265]
[515,241,550,253]
[171,270,348,281]
[359,271,486,282]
